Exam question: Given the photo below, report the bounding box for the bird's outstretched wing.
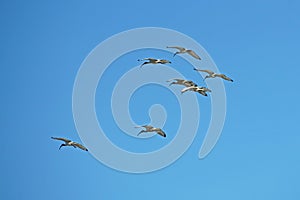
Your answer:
[137,130,145,136]
[138,58,157,62]
[166,46,185,51]
[155,129,166,137]
[157,59,171,64]
[166,78,185,83]
[194,69,214,75]
[181,86,197,93]
[199,87,212,92]
[73,142,88,151]
[184,80,198,87]
[216,74,233,82]
[166,78,175,82]
[51,137,71,143]
[197,90,208,96]
[186,50,201,60]
[135,125,153,130]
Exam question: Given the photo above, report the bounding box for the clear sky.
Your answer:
[1,0,300,199]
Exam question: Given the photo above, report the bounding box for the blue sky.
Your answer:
[1,0,300,199]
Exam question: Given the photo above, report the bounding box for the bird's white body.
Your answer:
[138,58,171,68]
[51,137,88,151]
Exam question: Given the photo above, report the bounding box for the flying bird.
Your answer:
[166,46,201,60]
[135,125,166,137]
[51,137,88,151]
[194,68,233,82]
[166,78,198,87]
[181,86,211,96]
[137,58,171,68]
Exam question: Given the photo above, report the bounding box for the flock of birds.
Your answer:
[52,46,233,152]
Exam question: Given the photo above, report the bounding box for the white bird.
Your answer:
[137,58,171,68]
[166,78,198,87]
[51,137,88,151]
[166,46,201,60]
[181,86,211,96]
[194,68,233,82]
[135,125,166,137]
